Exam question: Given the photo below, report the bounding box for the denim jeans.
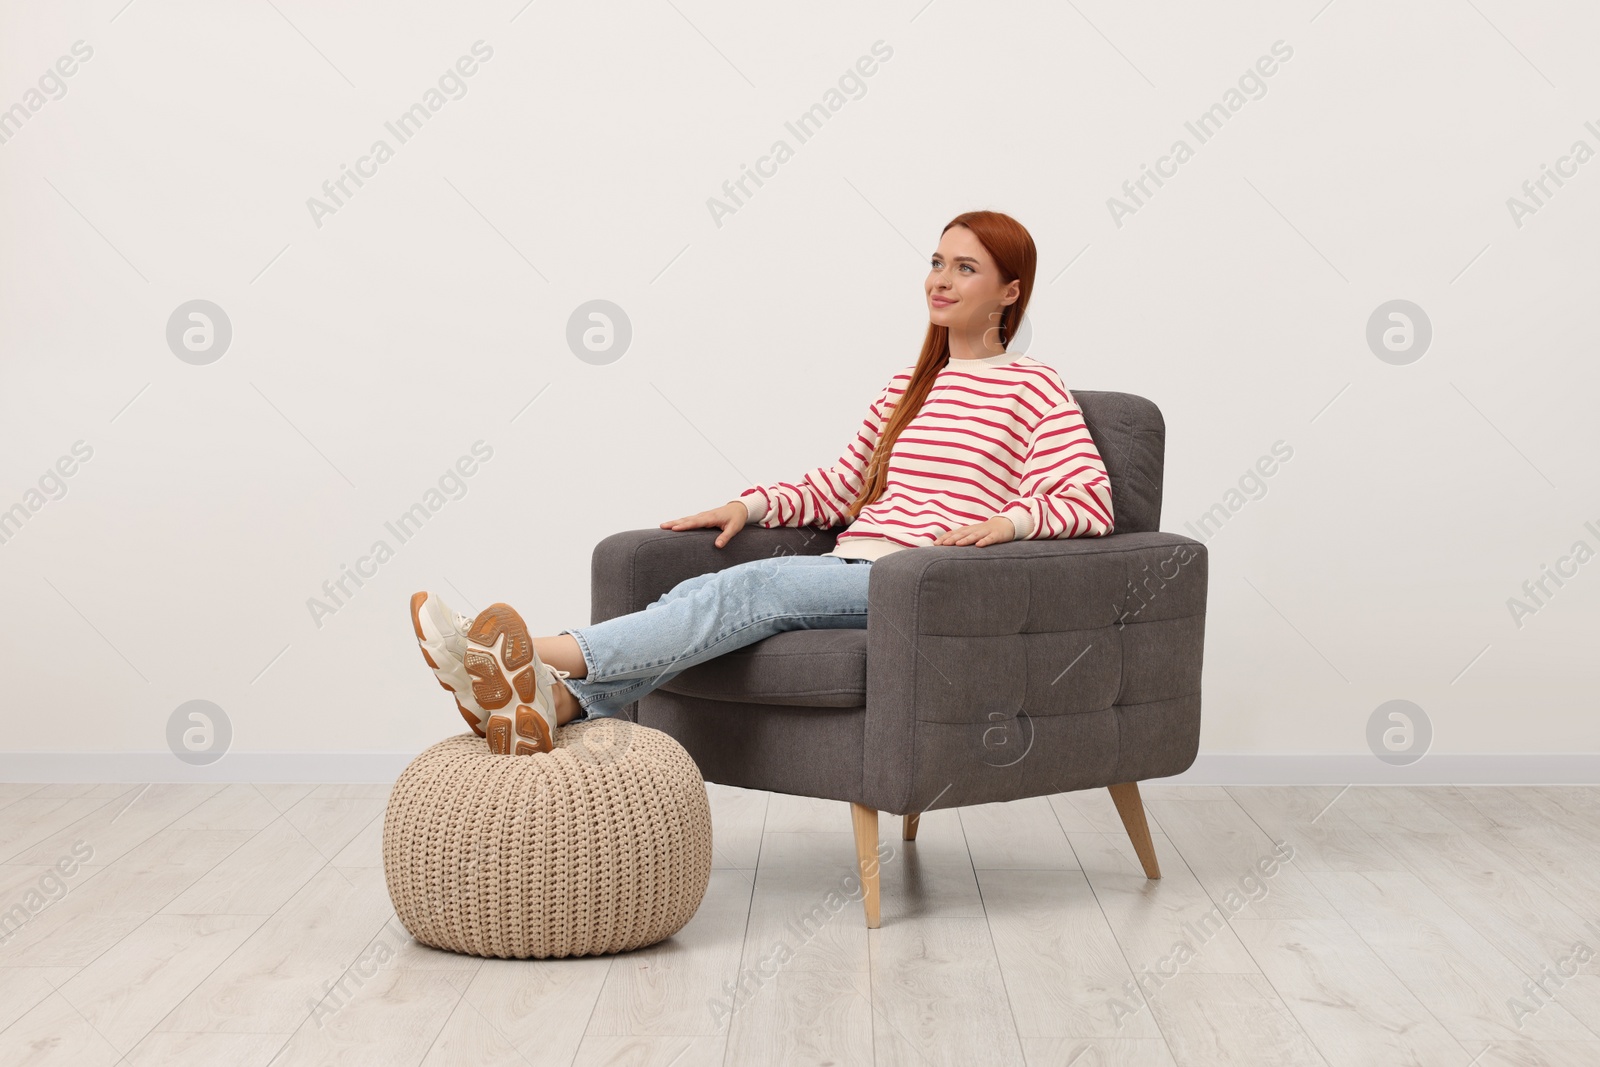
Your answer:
[559,554,874,720]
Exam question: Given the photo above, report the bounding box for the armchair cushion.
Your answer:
[656,629,867,708]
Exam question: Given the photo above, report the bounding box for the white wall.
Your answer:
[2,0,1596,781]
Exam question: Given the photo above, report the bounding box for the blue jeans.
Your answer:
[559,554,874,720]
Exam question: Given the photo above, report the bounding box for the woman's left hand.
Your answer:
[934,517,1017,548]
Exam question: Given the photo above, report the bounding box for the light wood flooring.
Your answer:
[2,781,1599,1066]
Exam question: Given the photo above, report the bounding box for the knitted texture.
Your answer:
[382,719,712,959]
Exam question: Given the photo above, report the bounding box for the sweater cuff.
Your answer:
[999,503,1035,540]
[737,489,769,524]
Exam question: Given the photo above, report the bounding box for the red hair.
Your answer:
[843,209,1037,521]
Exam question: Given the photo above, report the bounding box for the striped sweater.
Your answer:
[736,350,1115,561]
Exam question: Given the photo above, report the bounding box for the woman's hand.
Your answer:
[659,501,749,548]
[934,516,1016,548]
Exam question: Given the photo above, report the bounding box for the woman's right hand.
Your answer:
[659,501,749,548]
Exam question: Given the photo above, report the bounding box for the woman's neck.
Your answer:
[947,331,1008,361]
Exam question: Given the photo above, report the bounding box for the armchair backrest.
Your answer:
[1070,390,1165,535]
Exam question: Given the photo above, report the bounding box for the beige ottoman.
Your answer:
[382,718,712,959]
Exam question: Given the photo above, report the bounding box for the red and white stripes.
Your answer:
[737,354,1114,560]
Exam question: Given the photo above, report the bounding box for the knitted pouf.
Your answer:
[382,718,712,959]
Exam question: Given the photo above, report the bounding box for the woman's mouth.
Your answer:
[930,295,955,307]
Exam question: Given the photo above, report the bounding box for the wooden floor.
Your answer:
[2,781,1599,1066]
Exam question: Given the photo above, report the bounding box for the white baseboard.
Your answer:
[2,751,1599,785]
[1164,754,1600,785]
[0,751,419,784]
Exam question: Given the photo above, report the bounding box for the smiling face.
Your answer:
[926,224,1020,349]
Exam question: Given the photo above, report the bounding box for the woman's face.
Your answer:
[925,225,1019,341]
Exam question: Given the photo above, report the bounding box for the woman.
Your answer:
[410,210,1115,756]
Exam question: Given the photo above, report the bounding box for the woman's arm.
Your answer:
[994,386,1114,539]
[735,370,909,529]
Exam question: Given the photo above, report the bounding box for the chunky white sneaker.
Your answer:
[463,602,570,756]
[409,591,490,737]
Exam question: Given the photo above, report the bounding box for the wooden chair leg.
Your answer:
[1107,782,1161,879]
[849,803,881,928]
[902,812,920,841]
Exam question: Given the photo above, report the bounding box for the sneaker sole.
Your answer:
[410,591,488,739]
[409,592,450,682]
[485,704,554,756]
[465,603,557,755]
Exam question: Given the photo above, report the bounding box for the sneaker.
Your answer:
[409,591,490,737]
[463,603,571,756]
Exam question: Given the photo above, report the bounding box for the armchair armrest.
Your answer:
[862,531,1208,814]
[590,526,840,625]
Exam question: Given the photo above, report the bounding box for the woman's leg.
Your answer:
[550,555,872,721]
[531,562,727,678]
[529,565,729,724]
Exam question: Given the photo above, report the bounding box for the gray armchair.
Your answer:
[590,391,1206,927]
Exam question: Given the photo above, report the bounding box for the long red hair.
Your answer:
[843,210,1037,521]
